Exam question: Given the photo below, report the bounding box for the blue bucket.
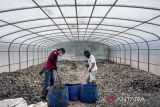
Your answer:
[47,85,69,107]
[80,83,98,103]
[65,83,81,101]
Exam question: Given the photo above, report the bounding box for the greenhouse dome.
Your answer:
[0,0,160,107]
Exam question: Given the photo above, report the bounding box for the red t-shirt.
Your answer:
[44,50,59,70]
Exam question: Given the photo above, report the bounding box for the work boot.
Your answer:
[40,89,48,101]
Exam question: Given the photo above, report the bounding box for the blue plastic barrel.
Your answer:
[65,83,81,101]
[47,85,69,107]
[80,84,98,103]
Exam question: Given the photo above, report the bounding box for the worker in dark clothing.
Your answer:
[39,48,65,100]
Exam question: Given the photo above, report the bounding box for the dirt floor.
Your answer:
[0,60,160,107]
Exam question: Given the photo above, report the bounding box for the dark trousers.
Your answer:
[43,68,54,91]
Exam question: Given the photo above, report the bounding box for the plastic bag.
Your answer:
[0,98,28,107]
[28,101,47,107]
[89,73,93,82]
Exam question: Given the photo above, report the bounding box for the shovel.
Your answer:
[53,70,64,89]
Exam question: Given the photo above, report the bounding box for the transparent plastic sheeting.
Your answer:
[53,41,108,61]
[0,0,160,75]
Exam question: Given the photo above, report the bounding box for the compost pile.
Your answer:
[0,60,160,107]
[0,65,44,104]
[96,61,160,107]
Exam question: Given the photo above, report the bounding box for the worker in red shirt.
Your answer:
[39,48,65,100]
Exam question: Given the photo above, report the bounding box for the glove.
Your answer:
[39,68,44,76]
[54,65,57,70]
[86,64,89,68]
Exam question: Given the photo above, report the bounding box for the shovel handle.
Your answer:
[54,70,62,84]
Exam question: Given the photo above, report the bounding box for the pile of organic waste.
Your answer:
[0,60,160,107]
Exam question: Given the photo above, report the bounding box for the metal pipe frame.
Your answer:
[95,33,140,68]
[19,39,57,70]
[26,40,54,68]
[1,0,160,72]
[99,36,132,66]
[101,39,126,65]
[0,4,160,14]
[91,37,126,64]
[83,0,98,40]
[32,0,72,41]
[0,23,159,47]
[86,0,118,40]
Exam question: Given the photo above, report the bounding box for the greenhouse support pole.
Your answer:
[107,46,110,61]
[44,47,47,61]
[101,37,130,65]
[110,41,119,62]
[45,46,49,61]
[19,45,21,71]
[37,45,40,65]
[116,46,117,63]
[32,45,37,66]
[138,46,140,69]
[122,44,126,65]
[25,47,28,69]
[8,47,11,72]
[37,44,48,65]
[124,46,126,65]
[41,46,44,63]
[147,42,150,72]
[130,46,132,67]
[47,47,49,60]
[113,47,114,62]
[42,47,45,62]
[119,45,121,64]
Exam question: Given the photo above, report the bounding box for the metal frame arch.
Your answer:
[0,3,160,14]
[101,39,126,64]
[16,38,61,70]
[20,32,135,66]
[18,37,67,66]
[32,0,74,41]
[18,36,68,64]
[1,1,159,40]
[1,16,160,28]
[103,38,132,66]
[4,29,154,72]
[98,36,132,66]
[1,23,160,43]
[25,40,54,69]
[1,1,158,73]
[8,34,61,72]
[44,46,50,61]
[94,32,140,68]
[18,39,53,70]
[104,41,122,64]
[40,45,48,63]
[97,32,150,71]
[86,14,160,40]
[90,37,126,64]
[56,29,148,70]
[1,18,160,35]
[14,27,158,46]
[34,41,53,67]
[38,43,58,65]
[13,29,142,67]
[0,19,71,42]
[105,42,119,63]
[0,24,159,55]
[95,31,149,69]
